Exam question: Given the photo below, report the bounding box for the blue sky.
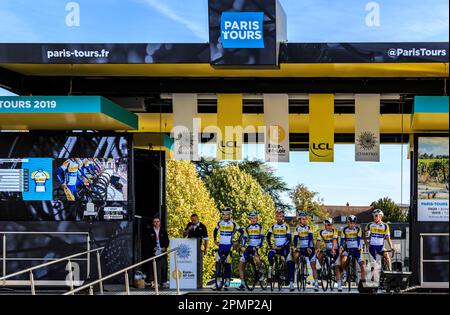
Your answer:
[0,0,448,43]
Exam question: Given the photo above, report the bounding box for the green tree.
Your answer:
[230,159,291,212]
[289,184,327,220]
[166,160,220,284]
[196,158,290,211]
[370,197,408,223]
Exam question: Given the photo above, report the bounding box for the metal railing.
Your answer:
[63,247,180,295]
[420,233,449,289]
[0,247,104,295]
[1,231,90,282]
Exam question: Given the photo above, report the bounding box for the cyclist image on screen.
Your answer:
[56,158,89,201]
[339,215,367,282]
[237,211,265,291]
[316,218,343,291]
[364,209,395,282]
[213,207,244,291]
[266,209,295,292]
[292,211,320,292]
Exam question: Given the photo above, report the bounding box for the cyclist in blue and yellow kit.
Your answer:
[237,211,265,291]
[267,209,295,291]
[339,215,367,283]
[292,211,320,291]
[364,209,395,281]
[213,207,244,290]
[316,218,343,291]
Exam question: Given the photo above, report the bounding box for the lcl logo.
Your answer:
[310,142,333,158]
[218,140,241,154]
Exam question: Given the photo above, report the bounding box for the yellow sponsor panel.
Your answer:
[216,94,243,160]
[309,94,335,162]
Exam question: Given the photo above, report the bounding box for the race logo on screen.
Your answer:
[220,12,264,49]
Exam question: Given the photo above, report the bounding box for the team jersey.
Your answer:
[317,228,339,251]
[294,225,314,249]
[267,223,291,248]
[213,220,242,246]
[31,169,50,192]
[365,222,390,247]
[242,224,264,248]
[340,226,362,250]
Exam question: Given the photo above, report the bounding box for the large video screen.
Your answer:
[417,136,449,222]
[0,132,132,221]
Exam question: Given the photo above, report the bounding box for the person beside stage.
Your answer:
[183,213,209,255]
[146,216,170,289]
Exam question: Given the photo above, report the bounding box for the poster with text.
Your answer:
[417,137,449,222]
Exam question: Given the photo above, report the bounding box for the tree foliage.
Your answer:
[196,158,290,211]
[370,197,408,223]
[289,184,327,220]
[166,160,220,284]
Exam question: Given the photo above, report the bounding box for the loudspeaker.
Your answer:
[380,271,412,293]
[357,280,378,293]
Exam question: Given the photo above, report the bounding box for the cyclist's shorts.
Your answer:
[342,248,363,263]
[369,245,385,262]
[216,244,232,263]
[324,249,340,264]
[296,247,316,262]
[269,246,292,262]
[240,247,259,263]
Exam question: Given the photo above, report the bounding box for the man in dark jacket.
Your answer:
[145,216,170,288]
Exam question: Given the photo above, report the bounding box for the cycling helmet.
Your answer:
[297,211,308,218]
[221,207,232,214]
[372,208,384,217]
[248,211,258,217]
[347,215,357,223]
[275,208,285,215]
[323,218,334,225]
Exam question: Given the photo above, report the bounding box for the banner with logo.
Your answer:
[169,238,198,289]
[264,94,290,162]
[216,94,243,160]
[417,137,449,222]
[355,94,380,162]
[172,94,199,161]
[309,94,334,162]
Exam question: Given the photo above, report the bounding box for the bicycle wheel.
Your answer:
[259,261,268,290]
[347,256,355,292]
[244,260,257,291]
[297,258,307,292]
[320,258,330,292]
[269,260,275,292]
[215,259,226,291]
[277,257,286,291]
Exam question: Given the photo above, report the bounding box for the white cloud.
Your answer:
[140,0,208,41]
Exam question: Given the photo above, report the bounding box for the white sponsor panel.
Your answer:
[172,94,199,161]
[169,238,198,289]
[263,94,290,162]
[355,94,380,162]
[418,200,449,222]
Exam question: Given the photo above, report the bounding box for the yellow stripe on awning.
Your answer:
[1,63,448,77]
